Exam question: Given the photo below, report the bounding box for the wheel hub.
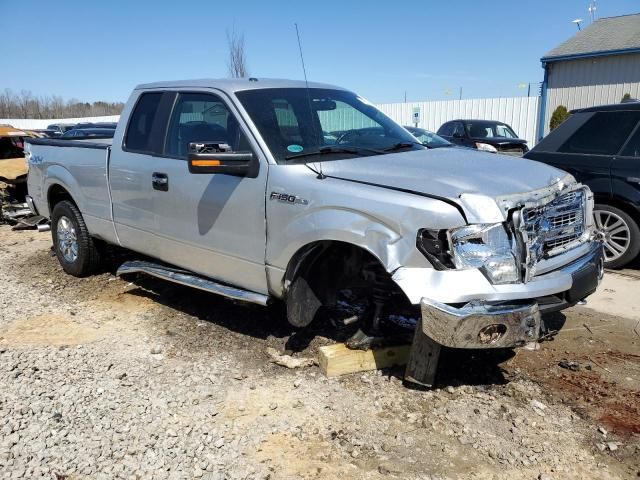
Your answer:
[594,210,631,262]
[57,216,78,263]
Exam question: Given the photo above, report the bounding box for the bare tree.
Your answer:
[226,27,249,78]
[0,89,124,119]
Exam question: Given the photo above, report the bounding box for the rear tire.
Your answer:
[51,200,102,276]
[593,204,640,269]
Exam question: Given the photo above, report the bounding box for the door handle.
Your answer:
[152,172,169,191]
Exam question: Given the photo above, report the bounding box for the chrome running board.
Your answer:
[116,260,270,306]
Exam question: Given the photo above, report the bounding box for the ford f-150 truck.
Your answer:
[25,79,604,373]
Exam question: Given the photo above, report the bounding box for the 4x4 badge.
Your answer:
[269,192,309,205]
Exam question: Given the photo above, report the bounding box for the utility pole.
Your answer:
[588,0,597,23]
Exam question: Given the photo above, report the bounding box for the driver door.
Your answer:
[119,90,268,294]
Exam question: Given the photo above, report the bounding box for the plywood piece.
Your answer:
[0,158,28,182]
[318,343,410,377]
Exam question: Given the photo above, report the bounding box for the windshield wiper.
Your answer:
[383,141,424,152]
[285,145,384,161]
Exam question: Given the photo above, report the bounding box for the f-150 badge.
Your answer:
[269,192,308,205]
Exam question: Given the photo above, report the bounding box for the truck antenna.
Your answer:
[295,23,325,179]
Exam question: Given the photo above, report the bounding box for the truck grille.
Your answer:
[500,147,524,157]
[518,188,587,279]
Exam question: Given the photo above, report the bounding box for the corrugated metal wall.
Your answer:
[376,97,540,146]
[544,53,640,135]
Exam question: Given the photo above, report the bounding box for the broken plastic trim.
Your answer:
[415,228,454,270]
[116,260,270,306]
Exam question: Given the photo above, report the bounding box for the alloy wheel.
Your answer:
[594,209,631,263]
[57,215,79,263]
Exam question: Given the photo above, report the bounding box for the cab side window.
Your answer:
[558,111,640,155]
[452,122,466,137]
[124,92,163,153]
[165,93,251,159]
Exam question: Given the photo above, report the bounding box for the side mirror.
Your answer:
[187,142,254,177]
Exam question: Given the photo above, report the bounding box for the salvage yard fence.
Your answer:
[1,96,541,146]
[376,96,540,147]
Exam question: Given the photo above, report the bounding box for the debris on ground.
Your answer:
[0,183,48,230]
[558,359,581,371]
[265,347,317,369]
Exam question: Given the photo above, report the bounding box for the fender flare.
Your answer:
[43,166,84,216]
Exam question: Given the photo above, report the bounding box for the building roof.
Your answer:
[542,13,640,62]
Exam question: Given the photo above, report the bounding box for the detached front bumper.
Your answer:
[417,242,604,349]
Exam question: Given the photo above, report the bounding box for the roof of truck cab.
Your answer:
[135,78,347,93]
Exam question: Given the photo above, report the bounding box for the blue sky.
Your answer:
[1,0,638,104]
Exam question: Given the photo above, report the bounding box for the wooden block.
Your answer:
[318,343,410,377]
[404,318,441,388]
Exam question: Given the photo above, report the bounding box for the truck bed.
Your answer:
[26,137,113,149]
[25,137,114,240]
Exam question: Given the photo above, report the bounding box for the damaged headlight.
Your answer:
[449,223,519,284]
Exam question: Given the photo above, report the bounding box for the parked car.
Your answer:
[25,78,602,368]
[437,119,529,155]
[46,123,76,136]
[73,122,117,130]
[32,129,59,138]
[404,127,456,149]
[61,128,116,138]
[525,102,640,268]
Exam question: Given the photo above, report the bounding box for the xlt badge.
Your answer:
[269,192,308,205]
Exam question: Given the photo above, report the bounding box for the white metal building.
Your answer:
[539,13,640,138]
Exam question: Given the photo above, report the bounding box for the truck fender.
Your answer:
[270,206,403,283]
[43,166,85,216]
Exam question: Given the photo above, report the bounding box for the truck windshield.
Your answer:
[236,88,423,163]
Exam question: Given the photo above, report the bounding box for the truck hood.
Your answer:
[318,148,573,222]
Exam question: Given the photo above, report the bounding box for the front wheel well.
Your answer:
[284,241,386,295]
[594,195,639,219]
[283,241,406,328]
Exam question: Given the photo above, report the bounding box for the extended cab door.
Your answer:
[613,122,640,211]
[112,89,268,294]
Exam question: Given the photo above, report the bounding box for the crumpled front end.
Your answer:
[393,177,604,349]
[421,300,541,349]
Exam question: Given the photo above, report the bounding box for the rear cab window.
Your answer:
[123,92,164,154]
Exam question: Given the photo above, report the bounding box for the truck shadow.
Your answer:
[107,250,565,389]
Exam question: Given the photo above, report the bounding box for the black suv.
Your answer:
[437,119,529,155]
[525,102,640,268]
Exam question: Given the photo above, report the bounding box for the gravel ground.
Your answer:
[0,225,638,479]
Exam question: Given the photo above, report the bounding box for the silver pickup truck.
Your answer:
[25,78,603,360]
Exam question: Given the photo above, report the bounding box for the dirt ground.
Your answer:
[0,225,638,479]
